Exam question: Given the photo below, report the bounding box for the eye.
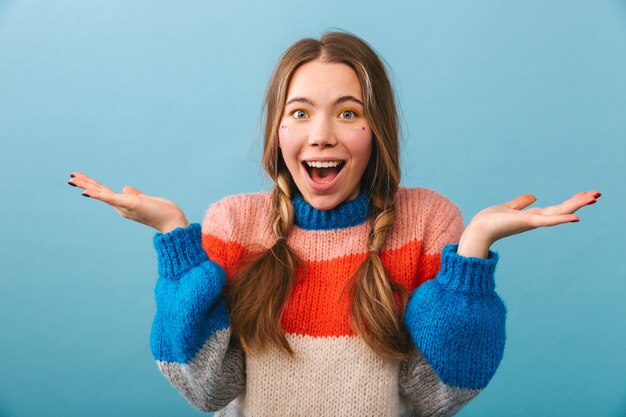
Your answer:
[291,109,309,119]
[339,110,357,119]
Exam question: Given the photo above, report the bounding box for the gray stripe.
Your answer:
[214,397,245,417]
[156,328,246,412]
[399,347,480,417]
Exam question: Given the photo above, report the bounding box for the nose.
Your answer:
[308,116,337,148]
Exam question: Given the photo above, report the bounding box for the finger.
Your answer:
[525,190,601,216]
[70,178,116,194]
[529,213,579,228]
[68,176,98,190]
[526,202,569,216]
[581,190,602,199]
[122,186,143,196]
[588,190,602,200]
[69,176,116,194]
[69,172,100,184]
[504,194,537,210]
[82,189,135,209]
[555,190,600,214]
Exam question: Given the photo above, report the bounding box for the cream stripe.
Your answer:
[171,331,480,417]
[241,334,410,417]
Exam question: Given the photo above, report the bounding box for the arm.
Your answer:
[66,173,246,410]
[399,189,601,416]
[400,245,505,416]
[399,199,505,417]
[151,223,245,412]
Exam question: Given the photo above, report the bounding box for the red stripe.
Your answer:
[202,234,443,337]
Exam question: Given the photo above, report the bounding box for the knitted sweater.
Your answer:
[151,187,506,417]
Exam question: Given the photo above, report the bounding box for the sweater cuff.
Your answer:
[435,244,499,296]
[153,223,208,280]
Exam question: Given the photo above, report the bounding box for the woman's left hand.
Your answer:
[457,190,602,258]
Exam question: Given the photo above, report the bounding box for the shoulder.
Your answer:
[387,187,464,251]
[202,192,272,223]
[394,186,463,223]
[201,192,273,243]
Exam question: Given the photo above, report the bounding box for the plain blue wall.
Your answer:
[1,0,625,416]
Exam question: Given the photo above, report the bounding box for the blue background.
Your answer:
[1,0,625,416]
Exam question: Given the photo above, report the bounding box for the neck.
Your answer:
[292,193,369,231]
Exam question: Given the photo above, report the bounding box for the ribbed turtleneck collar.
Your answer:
[292,193,369,230]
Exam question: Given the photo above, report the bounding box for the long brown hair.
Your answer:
[224,31,409,361]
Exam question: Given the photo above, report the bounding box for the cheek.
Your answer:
[280,119,309,139]
[342,125,372,166]
[278,125,302,165]
[278,124,292,150]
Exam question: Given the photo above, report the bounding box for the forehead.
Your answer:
[286,60,363,101]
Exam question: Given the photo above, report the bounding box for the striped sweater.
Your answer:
[151,187,506,417]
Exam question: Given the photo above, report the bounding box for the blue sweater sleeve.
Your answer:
[150,223,231,363]
[403,243,506,390]
[150,223,245,412]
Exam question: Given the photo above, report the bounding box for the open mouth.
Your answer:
[302,160,346,184]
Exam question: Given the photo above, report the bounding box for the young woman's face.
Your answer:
[278,59,372,211]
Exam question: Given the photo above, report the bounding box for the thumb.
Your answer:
[122,186,143,196]
[504,194,537,210]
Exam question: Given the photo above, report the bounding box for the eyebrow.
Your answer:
[285,95,364,107]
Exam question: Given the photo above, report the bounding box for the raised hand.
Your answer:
[457,190,601,258]
[67,172,190,234]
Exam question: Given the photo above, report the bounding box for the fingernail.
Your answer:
[594,192,601,198]
[570,219,579,223]
[68,181,76,187]
[587,200,596,205]
[82,193,90,198]
[70,174,76,178]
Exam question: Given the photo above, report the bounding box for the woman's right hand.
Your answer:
[68,172,190,234]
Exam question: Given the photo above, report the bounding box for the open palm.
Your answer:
[469,190,601,245]
[68,172,189,234]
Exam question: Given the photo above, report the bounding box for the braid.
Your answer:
[346,194,410,361]
[367,194,394,252]
[225,171,301,356]
[272,173,294,240]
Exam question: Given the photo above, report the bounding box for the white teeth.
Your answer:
[306,161,340,168]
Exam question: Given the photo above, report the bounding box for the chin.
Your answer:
[302,192,349,211]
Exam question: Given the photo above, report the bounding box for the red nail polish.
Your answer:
[587,200,596,205]
[570,219,579,223]
[594,192,601,198]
